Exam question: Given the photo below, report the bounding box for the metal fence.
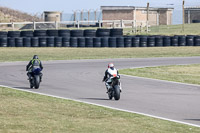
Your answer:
[0,20,150,34]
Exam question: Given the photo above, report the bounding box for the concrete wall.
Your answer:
[44,11,61,22]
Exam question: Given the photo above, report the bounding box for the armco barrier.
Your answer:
[0,29,200,47]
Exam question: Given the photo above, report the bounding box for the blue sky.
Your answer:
[1,0,199,13]
[1,0,200,24]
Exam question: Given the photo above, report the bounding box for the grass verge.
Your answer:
[1,47,200,62]
[0,87,200,133]
[119,64,200,85]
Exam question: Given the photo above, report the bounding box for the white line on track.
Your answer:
[1,84,200,128]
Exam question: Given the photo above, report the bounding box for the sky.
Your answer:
[0,0,200,24]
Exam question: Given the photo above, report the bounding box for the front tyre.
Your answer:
[114,85,120,100]
[34,75,40,89]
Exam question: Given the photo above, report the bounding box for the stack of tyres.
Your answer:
[0,31,7,37]
[139,36,147,47]
[110,29,123,37]
[47,37,54,47]
[85,37,93,47]
[171,36,178,46]
[155,36,163,47]
[84,30,96,37]
[96,29,110,37]
[21,31,34,37]
[55,37,62,47]
[194,36,200,46]
[62,37,70,47]
[78,37,85,47]
[132,37,140,47]
[116,37,124,47]
[15,38,23,47]
[8,38,15,47]
[70,37,78,47]
[147,37,155,47]
[34,30,47,37]
[23,37,31,47]
[186,36,194,46]
[59,30,70,37]
[124,37,132,47]
[109,37,117,47]
[93,37,101,47]
[39,37,47,47]
[31,37,39,47]
[70,30,84,37]
[8,31,21,38]
[0,37,7,47]
[163,36,171,47]
[47,30,58,37]
[178,36,186,46]
[101,37,109,47]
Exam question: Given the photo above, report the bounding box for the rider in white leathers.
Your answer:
[102,63,122,92]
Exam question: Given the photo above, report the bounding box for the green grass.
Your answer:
[0,87,200,133]
[119,64,200,85]
[125,23,200,36]
[1,47,200,62]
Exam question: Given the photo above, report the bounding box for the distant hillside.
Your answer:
[0,6,42,22]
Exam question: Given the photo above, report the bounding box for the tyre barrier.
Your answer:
[93,37,101,47]
[70,30,84,37]
[8,37,15,47]
[58,29,70,37]
[85,37,93,47]
[34,30,47,37]
[21,31,34,37]
[109,37,117,47]
[23,37,31,47]
[78,37,85,47]
[97,29,110,37]
[84,30,96,37]
[147,37,155,47]
[47,30,58,37]
[15,37,23,47]
[8,31,21,38]
[1,35,200,47]
[101,37,109,47]
[110,29,123,37]
[0,31,8,38]
[116,37,124,47]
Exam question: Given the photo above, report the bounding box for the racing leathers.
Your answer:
[26,59,43,81]
[103,67,122,92]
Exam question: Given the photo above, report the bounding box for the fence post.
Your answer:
[99,20,101,28]
[12,22,14,30]
[77,21,80,29]
[33,21,36,30]
[55,21,58,29]
[121,19,123,28]
[146,21,149,33]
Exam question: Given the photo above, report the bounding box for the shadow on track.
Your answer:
[184,119,200,121]
[79,98,110,101]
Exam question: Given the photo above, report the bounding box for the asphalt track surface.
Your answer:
[1,57,200,127]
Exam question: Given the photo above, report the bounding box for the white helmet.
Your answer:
[108,63,114,68]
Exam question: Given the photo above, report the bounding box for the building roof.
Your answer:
[101,6,174,11]
[185,6,200,10]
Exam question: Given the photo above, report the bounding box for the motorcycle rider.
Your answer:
[102,63,122,92]
[26,55,43,81]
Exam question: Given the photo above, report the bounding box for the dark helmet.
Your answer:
[33,55,39,59]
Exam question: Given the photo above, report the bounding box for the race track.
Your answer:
[1,57,200,126]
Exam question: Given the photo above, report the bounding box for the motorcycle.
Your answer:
[29,68,42,89]
[106,75,121,100]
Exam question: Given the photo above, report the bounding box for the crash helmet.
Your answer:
[33,55,39,59]
[108,63,114,68]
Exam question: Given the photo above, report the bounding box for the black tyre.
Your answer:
[23,37,31,47]
[194,36,200,46]
[8,31,21,37]
[84,29,96,37]
[8,37,15,47]
[101,37,109,47]
[47,30,59,37]
[34,30,47,37]
[78,37,85,47]
[124,37,132,47]
[21,31,34,37]
[70,30,84,37]
[0,37,7,47]
[171,36,178,46]
[147,37,155,47]
[178,36,186,46]
[39,37,47,47]
[132,37,140,47]
[70,37,78,47]
[55,37,62,47]
[97,29,110,37]
[110,28,123,37]
[58,30,70,37]
[117,37,124,47]
[163,36,171,47]
[62,37,70,47]
[15,38,23,47]
[0,31,8,37]
[85,37,93,47]
[34,75,40,89]
[31,37,39,47]
[140,37,147,47]
[114,85,120,100]
[93,37,101,47]
[155,36,163,47]
[47,37,55,47]
[186,36,194,46]
[109,37,117,47]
